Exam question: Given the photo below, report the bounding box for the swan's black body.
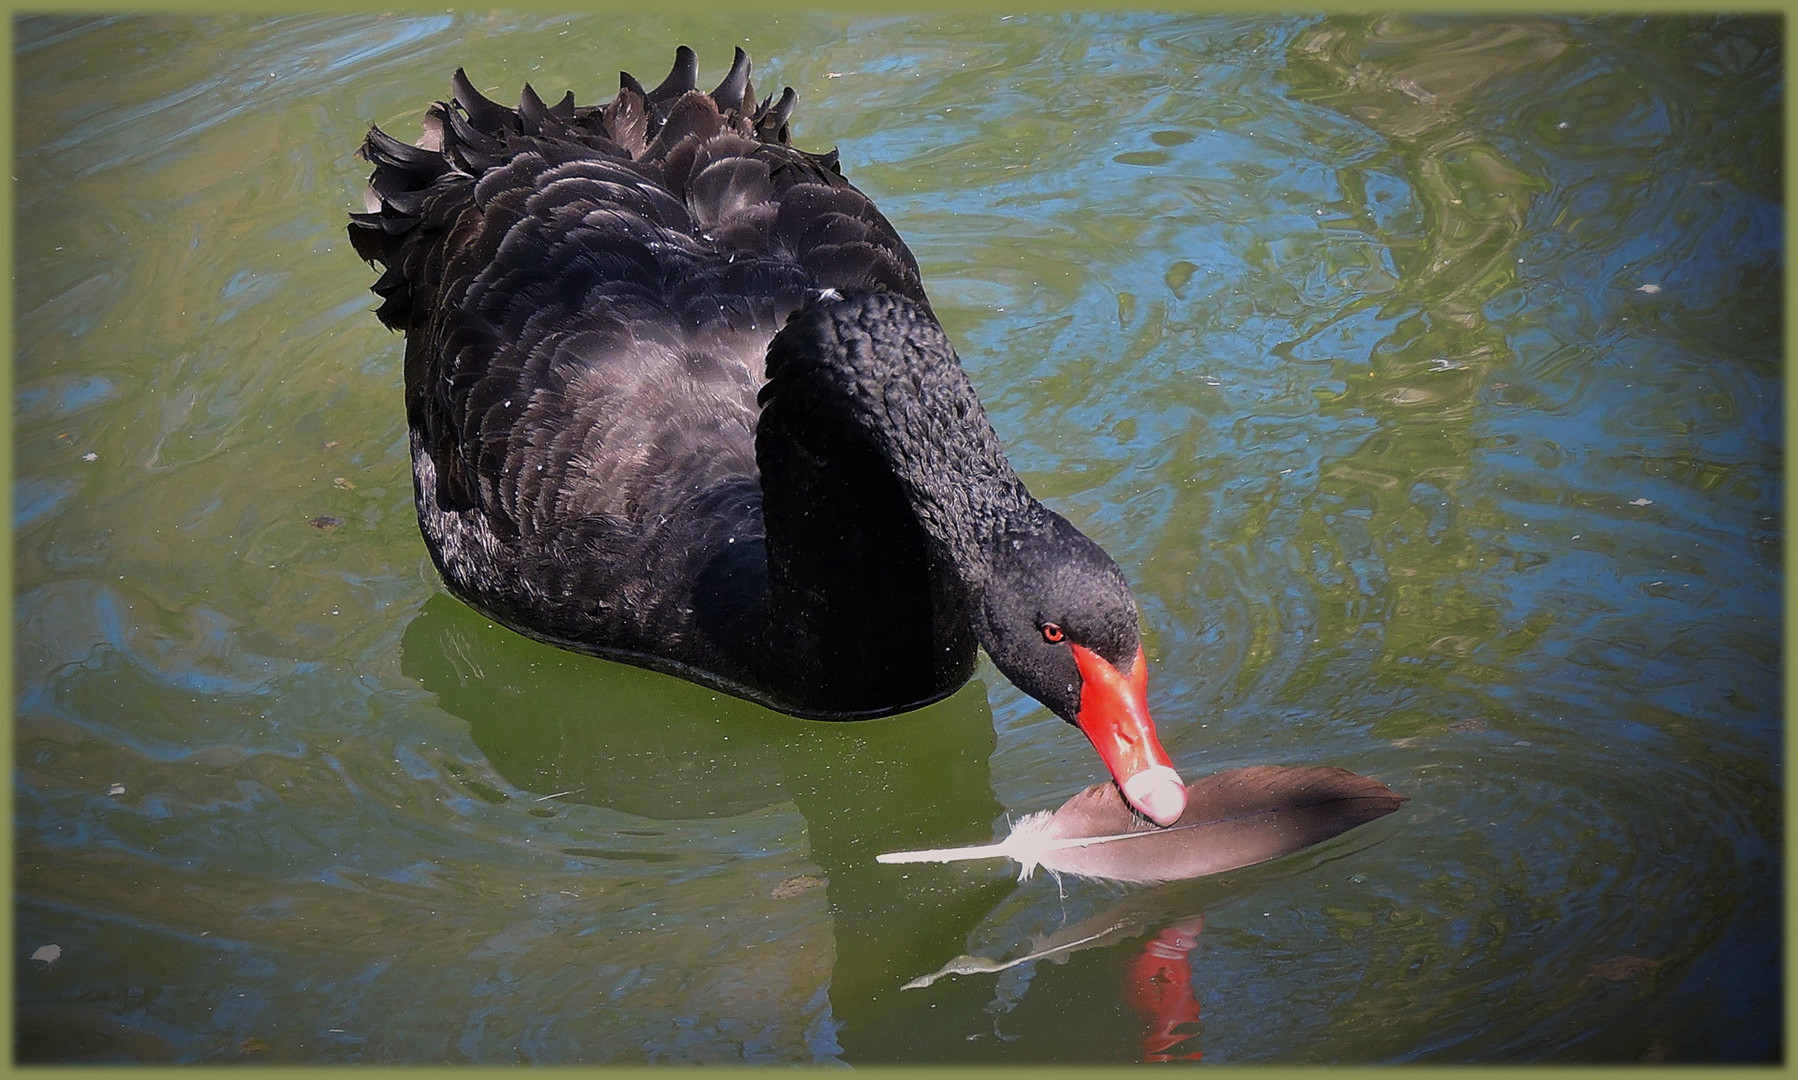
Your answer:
[351,48,1187,822]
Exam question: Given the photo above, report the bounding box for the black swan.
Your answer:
[349,47,1187,825]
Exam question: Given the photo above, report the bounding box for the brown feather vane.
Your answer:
[877,764,1405,884]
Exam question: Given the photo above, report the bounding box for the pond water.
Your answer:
[13,11,1781,1064]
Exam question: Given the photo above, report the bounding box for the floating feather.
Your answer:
[878,764,1405,884]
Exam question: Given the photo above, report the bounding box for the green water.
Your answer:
[13,11,1781,1064]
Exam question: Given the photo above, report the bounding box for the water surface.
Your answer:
[14,11,1781,1063]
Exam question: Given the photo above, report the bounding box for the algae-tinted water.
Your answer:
[14,12,1780,1063]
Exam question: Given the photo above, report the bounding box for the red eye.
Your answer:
[1041,623,1065,644]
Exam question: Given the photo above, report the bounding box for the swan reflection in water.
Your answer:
[406,595,1216,1062]
[904,888,1210,1063]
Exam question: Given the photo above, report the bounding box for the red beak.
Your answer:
[1070,643,1187,826]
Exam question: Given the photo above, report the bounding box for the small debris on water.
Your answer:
[81,452,98,462]
[1635,283,1661,294]
[31,944,61,967]
[1589,955,1661,982]
[1629,498,1654,506]
[308,515,345,531]
[239,1037,270,1054]
[772,875,826,900]
[107,783,126,796]
[332,477,355,490]
[1447,718,1489,734]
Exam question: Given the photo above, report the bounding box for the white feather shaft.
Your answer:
[876,840,1013,865]
[879,819,1208,867]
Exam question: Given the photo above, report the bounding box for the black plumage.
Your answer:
[350,48,1187,821]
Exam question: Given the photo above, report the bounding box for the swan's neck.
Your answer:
[751,290,1030,708]
[762,290,1039,558]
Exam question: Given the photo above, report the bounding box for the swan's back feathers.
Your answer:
[349,49,934,677]
[350,48,926,330]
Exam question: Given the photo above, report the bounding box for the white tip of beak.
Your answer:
[1122,765,1187,827]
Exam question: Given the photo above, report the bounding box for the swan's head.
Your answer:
[974,511,1186,826]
